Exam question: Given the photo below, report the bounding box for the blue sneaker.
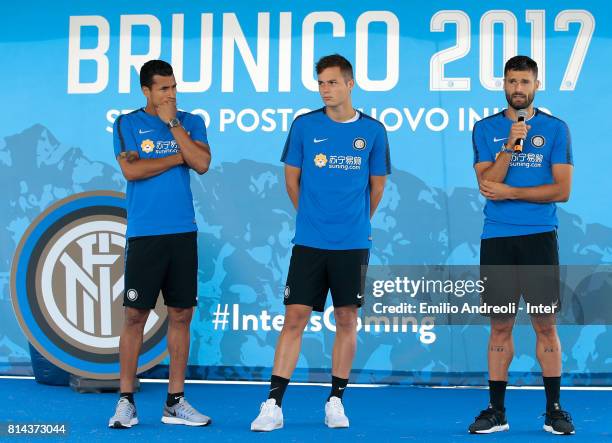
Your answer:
[161,397,211,426]
[108,398,138,429]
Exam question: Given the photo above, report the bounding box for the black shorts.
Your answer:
[480,230,560,317]
[284,245,369,312]
[124,232,198,309]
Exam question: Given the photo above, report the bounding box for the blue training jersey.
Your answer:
[281,108,391,250]
[472,108,573,239]
[113,108,208,238]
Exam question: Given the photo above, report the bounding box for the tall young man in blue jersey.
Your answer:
[251,54,390,432]
[469,56,574,435]
[108,60,212,428]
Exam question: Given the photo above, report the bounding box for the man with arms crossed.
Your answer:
[469,55,574,435]
[250,54,390,431]
[108,60,212,428]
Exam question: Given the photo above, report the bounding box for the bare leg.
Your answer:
[488,316,516,381]
[167,307,194,394]
[331,306,358,379]
[119,307,150,393]
[271,305,312,378]
[532,314,561,376]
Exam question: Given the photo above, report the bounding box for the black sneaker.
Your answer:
[543,403,575,435]
[468,405,509,434]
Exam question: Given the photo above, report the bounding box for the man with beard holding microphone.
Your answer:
[469,56,575,434]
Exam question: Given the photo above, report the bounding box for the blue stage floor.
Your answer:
[0,378,609,442]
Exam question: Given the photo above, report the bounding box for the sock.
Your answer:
[543,376,561,411]
[120,392,135,405]
[329,376,349,401]
[488,380,507,411]
[166,391,184,407]
[268,375,289,407]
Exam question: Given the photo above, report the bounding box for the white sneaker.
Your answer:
[250,399,283,432]
[325,396,349,428]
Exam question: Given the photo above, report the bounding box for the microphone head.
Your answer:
[517,109,528,121]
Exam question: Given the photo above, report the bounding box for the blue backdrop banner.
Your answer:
[1,1,610,384]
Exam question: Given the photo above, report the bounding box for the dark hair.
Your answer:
[504,55,538,78]
[140,60,174,88]
[315,54,354,79]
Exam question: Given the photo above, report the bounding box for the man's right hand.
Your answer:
[156,99,177,124]
[507,121,531,148]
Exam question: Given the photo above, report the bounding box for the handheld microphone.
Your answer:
[514,109,528,152]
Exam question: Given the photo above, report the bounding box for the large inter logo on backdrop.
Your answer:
[10,191,168,379]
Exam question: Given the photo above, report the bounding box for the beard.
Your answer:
[505,91,535,110]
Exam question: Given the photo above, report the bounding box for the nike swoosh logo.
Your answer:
[314,138,328,143]
[357,294,364,299]
[139,129,154,134]
[493,137,507,142]
[269,387,279,392]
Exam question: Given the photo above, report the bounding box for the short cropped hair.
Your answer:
[504,55,538,78]
[315,54,354,79]
[140,60,174,88]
